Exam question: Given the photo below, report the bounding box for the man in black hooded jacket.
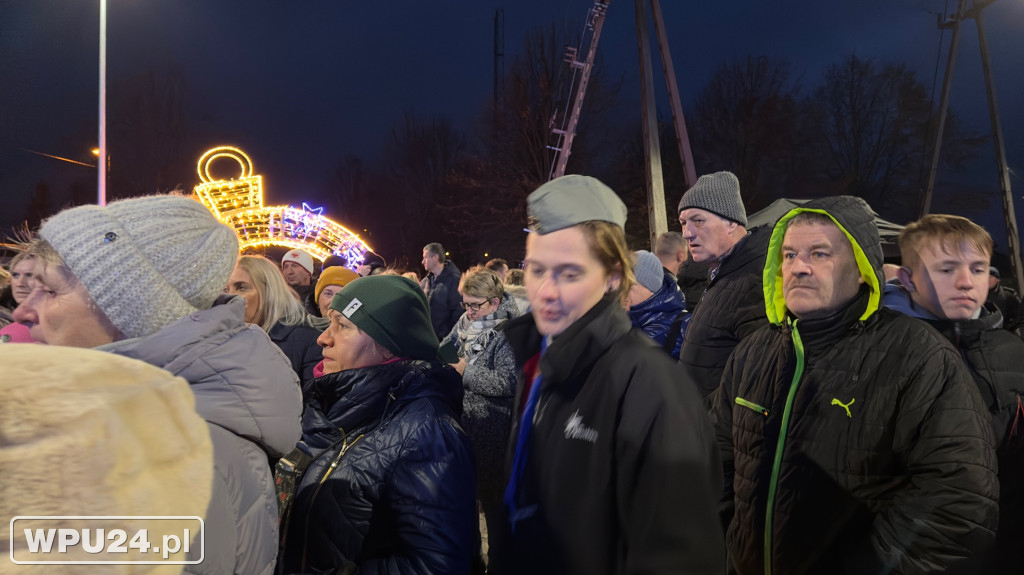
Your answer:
[713,196,998,574]
[885,213,1024,574]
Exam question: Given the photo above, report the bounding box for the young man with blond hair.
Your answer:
[885,213,1024,573]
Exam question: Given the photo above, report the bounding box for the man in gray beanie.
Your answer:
[14,194,301,575]
[676,171,770,404]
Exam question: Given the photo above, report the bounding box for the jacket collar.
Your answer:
[790,286,871,356]
[717,224,769,280]
[301,360,462,448]
[924,302,1004,345]
[504,295,632,387]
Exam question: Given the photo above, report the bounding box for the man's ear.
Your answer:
[896,266,915,292]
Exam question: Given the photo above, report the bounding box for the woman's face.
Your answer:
[461,294,498,321]
[224,266,261,324]
[524,226,617,337]
[10,259,38,304]
[318,284,343,317]
[13,263,121,347]
[317,311,385,374]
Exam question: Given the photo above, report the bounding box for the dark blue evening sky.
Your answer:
[2,0,1022,245]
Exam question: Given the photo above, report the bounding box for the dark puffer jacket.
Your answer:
[279,360,477,575]
[628,269,688,358]
[884,287,1024,574]
[678,224,770,402]
[713,196,999,575]
[269,319,326,387]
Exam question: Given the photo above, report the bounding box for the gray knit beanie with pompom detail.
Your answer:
[39,195,239,339]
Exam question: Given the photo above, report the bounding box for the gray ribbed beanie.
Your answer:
[39,195,239,339]
[677,171,747,226]
[632,250,664,294]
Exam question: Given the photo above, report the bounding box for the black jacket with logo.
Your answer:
[489,296,724,575]
[713,196,999,574]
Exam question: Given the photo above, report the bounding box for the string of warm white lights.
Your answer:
[192,146,370,267]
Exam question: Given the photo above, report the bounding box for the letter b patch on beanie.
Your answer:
[342,298,363,318]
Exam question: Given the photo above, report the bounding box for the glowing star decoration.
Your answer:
[192,146,370,267]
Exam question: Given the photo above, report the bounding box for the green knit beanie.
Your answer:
[328,275,439,361]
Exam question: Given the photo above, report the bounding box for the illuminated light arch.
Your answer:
[192,146,370,266]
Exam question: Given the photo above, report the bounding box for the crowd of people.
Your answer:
[0,171,1022,575]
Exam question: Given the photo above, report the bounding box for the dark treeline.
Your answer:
[318,34,983,269]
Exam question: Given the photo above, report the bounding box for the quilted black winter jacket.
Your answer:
[279,360,477,575]
[923,305,1024,574]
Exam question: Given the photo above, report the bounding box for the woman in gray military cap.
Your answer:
[490,175,725,575]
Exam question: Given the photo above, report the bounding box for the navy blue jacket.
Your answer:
[627,270,688,358]
[269,320,323,386]
[280,360,477,575]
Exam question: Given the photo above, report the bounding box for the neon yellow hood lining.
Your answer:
[762,208,881,325]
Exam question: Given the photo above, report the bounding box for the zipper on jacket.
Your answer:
[300,432,365,572]
[764,322,805,575]
[735,397,770,416]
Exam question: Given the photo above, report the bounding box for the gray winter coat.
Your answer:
[442,293,521,506]
[102,296,303,575]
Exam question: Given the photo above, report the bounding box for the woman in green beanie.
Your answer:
[277,274,478,574]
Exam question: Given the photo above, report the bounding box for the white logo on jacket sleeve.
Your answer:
[564,410,598,443]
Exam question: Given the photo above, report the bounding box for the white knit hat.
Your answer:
[282,249,315,274]
[39,195,239,339]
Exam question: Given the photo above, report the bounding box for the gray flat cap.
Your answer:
[527,175,627,234]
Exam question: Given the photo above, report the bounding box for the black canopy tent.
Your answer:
[747,198,905,260]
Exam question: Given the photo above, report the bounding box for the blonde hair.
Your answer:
[460,266,504,300]
[236,255,321,332]
[899,214,992,271]
[576,221,634,302]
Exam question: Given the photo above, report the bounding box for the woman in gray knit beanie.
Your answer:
[14,194,301,575]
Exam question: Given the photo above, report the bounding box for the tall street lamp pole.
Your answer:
[98,0,107,206]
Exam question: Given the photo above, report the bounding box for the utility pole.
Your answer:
[922,0,968,216]
[549,1,611,180]
[648,0,696,188]
[972,0,1023,290]
[493,9,504,131]
[924,0,1022,290]
[547,0,696,249]
[98,0,107,206]
[635,0,667,248]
